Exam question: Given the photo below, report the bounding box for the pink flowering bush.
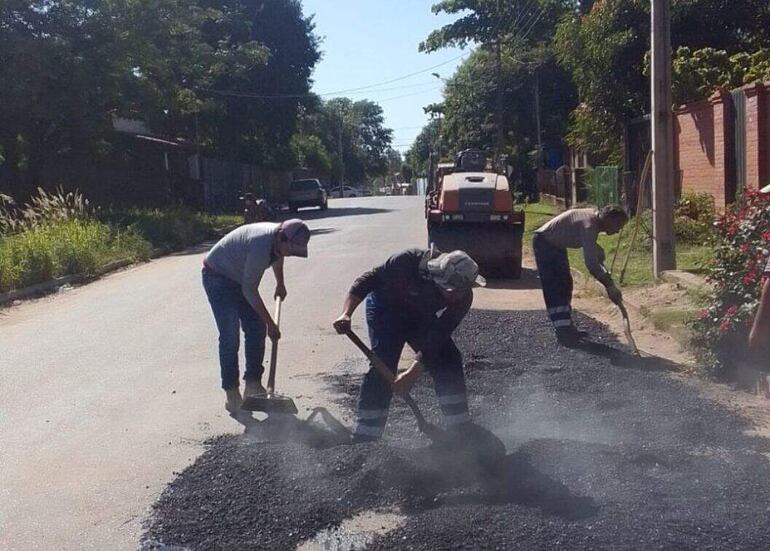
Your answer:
[690,190,770,376]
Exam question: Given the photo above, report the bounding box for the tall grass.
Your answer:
[99,208,241,249]
[0,219,151,292]
[0,188,240,294]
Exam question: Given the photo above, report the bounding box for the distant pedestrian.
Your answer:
[202,219,311,414]
[533,205,628,346]
[333,248,485,442]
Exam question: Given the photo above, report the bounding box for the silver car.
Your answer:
[288,179,328,211]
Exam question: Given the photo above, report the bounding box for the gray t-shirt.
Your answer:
[205,223,279,311]
[535,208,612,286]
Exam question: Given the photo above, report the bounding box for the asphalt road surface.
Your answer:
[0,196,426,550]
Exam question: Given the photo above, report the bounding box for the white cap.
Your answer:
[427,250,487,291]
[761,183,770,193]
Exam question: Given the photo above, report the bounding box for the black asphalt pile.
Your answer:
[145,309,770,550]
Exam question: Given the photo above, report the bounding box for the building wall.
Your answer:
[675,83,769,210]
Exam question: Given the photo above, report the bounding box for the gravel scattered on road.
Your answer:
[144,310,770,550]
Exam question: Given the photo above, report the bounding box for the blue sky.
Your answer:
[301,0,466,153]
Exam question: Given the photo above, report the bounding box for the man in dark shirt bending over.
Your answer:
[333,249,485,442]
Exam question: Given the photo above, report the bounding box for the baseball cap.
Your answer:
[427,250,486,291]
[280,219,310,258]
[761,183,770,193]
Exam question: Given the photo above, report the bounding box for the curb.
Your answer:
[0,224,240,307]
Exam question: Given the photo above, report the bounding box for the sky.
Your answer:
[301,0,466,154]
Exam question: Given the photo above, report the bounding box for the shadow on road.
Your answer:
[485,267,541,291]
[571,339,678,372]
[231,408,351,449]
[310,227,337,236]
[286,206,392,221]
[436,450,599,521]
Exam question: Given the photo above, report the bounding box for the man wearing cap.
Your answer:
[333,248,485,442]
[202,219,310,414]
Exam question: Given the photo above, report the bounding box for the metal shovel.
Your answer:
[344,329,446,442]
[241,297,298,414]
[617,301,641,356]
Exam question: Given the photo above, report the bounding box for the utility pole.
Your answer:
[338,106,345,198]
[494,0,505,158]
[651,0,676,275]
[534,70,542,163]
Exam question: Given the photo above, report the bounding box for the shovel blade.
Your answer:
[241,393,298,414]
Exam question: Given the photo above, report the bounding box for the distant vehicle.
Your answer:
[425,149,524,279]
[336,186,363,198]
[288,179,328,211]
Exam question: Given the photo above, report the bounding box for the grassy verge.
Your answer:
[99,208,241,250]
[0,208,241,294]
[522,202,714,287]
[0,219,151,292]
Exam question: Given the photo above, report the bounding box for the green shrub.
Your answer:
[690,189,770,377]
[99,207,236,250]
[674,191,716,245]
[0,219,151,293]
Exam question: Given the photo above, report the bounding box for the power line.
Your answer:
[319,52,469,95]
[202,53,468,101]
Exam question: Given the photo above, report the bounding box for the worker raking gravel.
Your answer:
[533,205,628,346]
[332,248,491,443]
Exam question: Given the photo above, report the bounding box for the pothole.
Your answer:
[296,510,406,551]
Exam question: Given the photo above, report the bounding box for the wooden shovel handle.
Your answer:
[344,329,430,432]
[266,297,282,393]
[344,329,395,384]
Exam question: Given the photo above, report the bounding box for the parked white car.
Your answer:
[336,186,364,198]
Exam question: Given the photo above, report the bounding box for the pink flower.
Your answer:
[763,231,770,242]
[740,243,751,254]
[698,309,708,319]
[743,274,756,285]
[719,318,732,335]
[725,305,738,317]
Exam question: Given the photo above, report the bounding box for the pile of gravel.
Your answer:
[144,310,770,550]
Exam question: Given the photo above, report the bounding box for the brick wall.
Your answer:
[675,91,724,207]
[675,82,769,209]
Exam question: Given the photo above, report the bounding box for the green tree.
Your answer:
[405,119,442,177]
[419,1,576,177]
[310,98,393,185]
[554,0,770,160]
[0,0,320,198]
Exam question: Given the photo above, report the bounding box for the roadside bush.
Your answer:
[99,207,237,250]
[0,219,151,292]
[690,190,770,376]
[674,191,716,245]
[0,187,92,235]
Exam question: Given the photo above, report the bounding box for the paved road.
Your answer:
[0,196,428,550]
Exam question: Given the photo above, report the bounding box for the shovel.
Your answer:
[344,329,446,442]
[617,301,641,356]
[343,329,506,473]
[241,297,298,414]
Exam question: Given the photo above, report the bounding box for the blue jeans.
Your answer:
[202,270,266,390]
[354,293,469,441]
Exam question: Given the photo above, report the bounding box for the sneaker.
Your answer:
[244,379,267,398]
[224,387,243,414]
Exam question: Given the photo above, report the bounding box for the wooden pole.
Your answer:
[651,0,677,276]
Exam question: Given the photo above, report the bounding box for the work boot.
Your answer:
[555,326,581,347]
[244,379,267,398]
[224,387,243,414]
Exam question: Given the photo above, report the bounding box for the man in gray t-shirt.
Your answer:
[202,219,310,414]
[533,205,628,346]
